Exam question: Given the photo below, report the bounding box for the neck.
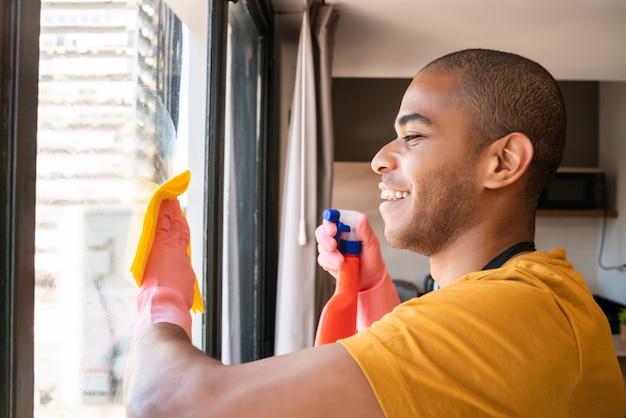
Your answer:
[429,223,534,288]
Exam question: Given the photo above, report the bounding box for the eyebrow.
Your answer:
[395,112,433,129]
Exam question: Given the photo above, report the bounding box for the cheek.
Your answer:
[403,157,430,190]
[413,165,443,201]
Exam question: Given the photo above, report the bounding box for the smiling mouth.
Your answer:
[380,189,409,200]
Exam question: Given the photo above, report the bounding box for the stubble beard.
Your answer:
[384,162,478,256]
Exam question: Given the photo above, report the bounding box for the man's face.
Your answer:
[371,70,482,256]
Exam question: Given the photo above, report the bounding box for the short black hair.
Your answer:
[422,49,566,209]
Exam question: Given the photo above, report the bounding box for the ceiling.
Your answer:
[272,0,626,80]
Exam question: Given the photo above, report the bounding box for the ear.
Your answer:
[482,133,534,190]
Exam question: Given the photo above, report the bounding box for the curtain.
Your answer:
[275,1,339,355]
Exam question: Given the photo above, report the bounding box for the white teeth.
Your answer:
[381,190,409,200]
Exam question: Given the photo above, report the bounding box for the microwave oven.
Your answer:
[537,169,606,210]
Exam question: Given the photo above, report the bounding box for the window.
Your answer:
[1,0,276,416]
[34,0,190,415]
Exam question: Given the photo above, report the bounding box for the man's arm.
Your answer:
[124,323,384,417]
[125,198,383,416]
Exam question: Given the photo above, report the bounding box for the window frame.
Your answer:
[245,0,279,361]
[203,0,228,359]
[0,1,40,416]
[1,0,278,413]
[204,0,277,361]
[222,0,278,362]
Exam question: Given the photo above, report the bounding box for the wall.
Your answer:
[596,81,626,303]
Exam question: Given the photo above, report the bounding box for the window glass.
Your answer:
[35,0,193,415]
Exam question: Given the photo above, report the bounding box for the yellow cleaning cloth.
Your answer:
[130,170,204,313]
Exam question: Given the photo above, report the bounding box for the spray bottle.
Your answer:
[315,208,362,346]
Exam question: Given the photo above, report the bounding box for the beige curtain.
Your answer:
[275,1,339,355]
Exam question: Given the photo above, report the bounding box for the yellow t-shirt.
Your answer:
[340,249,624,417]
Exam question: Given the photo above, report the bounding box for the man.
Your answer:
[124,49,625,417]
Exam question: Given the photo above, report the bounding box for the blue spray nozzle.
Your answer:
[322,209,340,223]
[323,208,350,242]
[322,208,362,255]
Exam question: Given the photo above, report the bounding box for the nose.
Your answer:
[371,140,396,174]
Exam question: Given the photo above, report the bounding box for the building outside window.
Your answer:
[35,0,189,415]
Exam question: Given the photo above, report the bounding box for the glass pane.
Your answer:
[35,1,195,415]
[222,1,263,365]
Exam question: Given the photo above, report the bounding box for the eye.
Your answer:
[403,133,425,144]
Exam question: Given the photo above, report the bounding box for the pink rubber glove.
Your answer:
[315,213,400,330]
[133,199,195,342]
